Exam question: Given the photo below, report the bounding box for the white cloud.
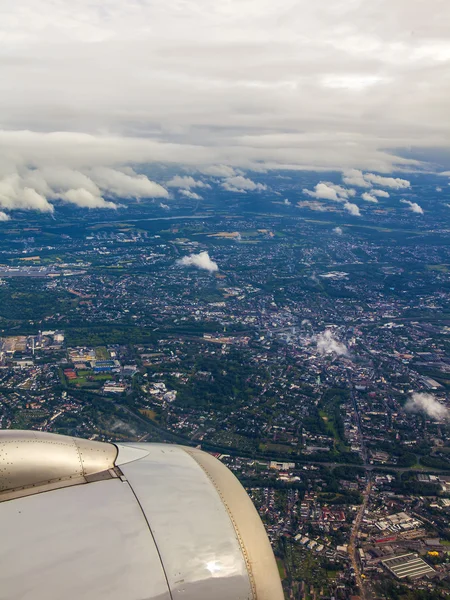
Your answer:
[342,169,372,188]
[201,165,236,177]
[60,188,119,209]
[371,189,390,198]
[316,329,348,356]
[342,169,410,190]
[221,175,267,193]
[321,74,388,90]
[159,202,170,210]
[327,183,355,198]
[405,393,449,420]
[364,173,410,189]
[167,175,210,189]
[436,186,442,192]
[333,226,343,235]
[361,192,378,203]
[0,0,449,198]
[401,199,423,214]
[0,176,54,213]
[303,182,354,202]
[283,198,291,205]
[90,167,168,199]
[303,183,340,201]
[344,201,361,216]
[179,189,202,200]
[0,211,10,221]
[0,164,167,213]
[176,251,218,273]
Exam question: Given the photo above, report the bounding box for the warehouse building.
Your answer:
[382,553,435,580]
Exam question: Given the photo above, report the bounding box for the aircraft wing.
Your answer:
[0,430,284,600]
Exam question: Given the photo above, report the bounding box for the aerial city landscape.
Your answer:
[1,166,449,599]
[1,0,450,597]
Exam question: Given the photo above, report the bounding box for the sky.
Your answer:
[0,0,449,213]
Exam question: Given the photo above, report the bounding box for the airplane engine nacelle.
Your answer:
[0,430,284,600]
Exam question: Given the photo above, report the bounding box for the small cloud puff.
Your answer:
[201,165,236,177]
[371,189,390,198]
[333,226,343,235]
[361,192,378,203]
[401,199,423,214]
[342,169,410,189]
[342,169,372,188]
[405,393,448,420]
[221,175,267,193]
[167,175,210,189]
[344,202,361,216]
[0,211,10,221]
[179,190,202,200]
[316,329,348,356]
[303,183,341,201]
[365,173,410,189]
[176,251,218,273]
[303,182,354,202]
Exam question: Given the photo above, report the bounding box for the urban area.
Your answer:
[1,173,450,599]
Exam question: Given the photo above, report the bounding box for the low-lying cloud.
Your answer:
[361,192,378,203]
[176,251,218,273]
[401,199,424,214]
[404,393,449,420]
[179,189,202,200]
[364,173,410,189]
[303,183,344,201]
[316,329,349,356]
[0,165,168,215]
[344,201,361,216]
[303,182,361,215]
[200,165,236,178]
[343,169,410,190]
[60,188,119,209]
[333,226,343,235]
[0,211,10,221]
[167,175,210,190]
[371,189,390,198]
[221,175,267,193]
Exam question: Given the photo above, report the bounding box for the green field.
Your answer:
[95,346,111,360]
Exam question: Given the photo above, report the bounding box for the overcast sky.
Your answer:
[0,0,449,214]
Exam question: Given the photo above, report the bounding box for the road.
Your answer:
[347,388,372,600]
[348,477,372,600]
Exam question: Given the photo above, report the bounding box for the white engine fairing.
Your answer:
[0,431,284,600]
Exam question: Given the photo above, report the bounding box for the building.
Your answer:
[103,381,127,394]
[382,553,435,580]
[269,461,295,471]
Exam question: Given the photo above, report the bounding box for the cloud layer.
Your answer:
[176,251,219,273]
[0,0,448,211]
[0,161,169,214]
